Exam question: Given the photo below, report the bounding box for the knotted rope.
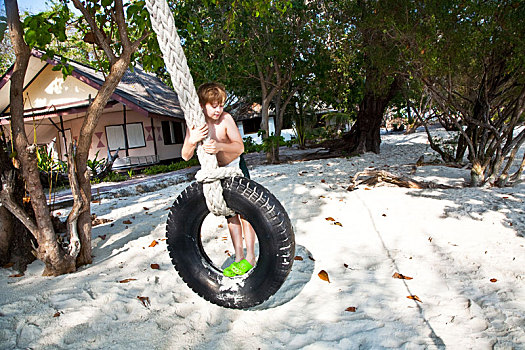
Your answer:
[145,0,240,216]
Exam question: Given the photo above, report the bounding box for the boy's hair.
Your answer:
[197,82,227,106]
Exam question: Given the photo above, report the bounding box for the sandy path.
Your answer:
[1,130,524,349]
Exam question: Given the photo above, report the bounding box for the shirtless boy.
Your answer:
[181,82,256,277]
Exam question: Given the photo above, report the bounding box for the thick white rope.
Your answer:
[145,0,238,216]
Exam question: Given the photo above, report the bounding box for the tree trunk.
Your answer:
[260,89,277,164]
[345,74,400,154]
[0,141,37,270]
[0,204,13,265]
[6,0,75,275]
[272,89,295,163]
[74,56,132,266]
[0,145,13,265]
[272,92,282,164]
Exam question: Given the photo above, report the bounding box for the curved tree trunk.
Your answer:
[74,57,133,266]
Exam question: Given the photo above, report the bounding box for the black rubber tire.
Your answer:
[166,176,295,309]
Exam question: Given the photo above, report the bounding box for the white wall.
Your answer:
[237,117,295,144]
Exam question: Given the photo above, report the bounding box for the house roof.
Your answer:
[0,50,186,121]
[228,101,265,121]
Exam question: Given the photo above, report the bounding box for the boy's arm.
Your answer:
[202,114,244,155]
[181,124,208,161]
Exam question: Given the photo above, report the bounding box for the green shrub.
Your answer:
[243,136,263,153]
[87,151,105,176]
[261,133,285,153]
[143,158,199,175]
[102,171,128,182]
[251,130,293,154]
[37,146,65,173]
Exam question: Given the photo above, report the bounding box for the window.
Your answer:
[242,117,261,134]
[126,123,146,148]
[105,123,146,151]
[106,125,125,151]
[161,120,184,145]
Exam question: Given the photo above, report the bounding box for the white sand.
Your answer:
[1,130,524,349]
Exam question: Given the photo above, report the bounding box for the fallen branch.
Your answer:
[94,148,119,180]
[347,169,457,191]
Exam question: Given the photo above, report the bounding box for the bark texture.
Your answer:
[0,126,36,271]
[5,0,75,275]
[344,74,401,154]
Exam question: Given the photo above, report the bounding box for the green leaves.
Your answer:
[126,1,145,19]
[0,16,7,43]
[22,5,71,48]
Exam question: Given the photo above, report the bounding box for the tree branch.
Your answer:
[71,0,117,64]
[114,0,131,49]
[131,30,151,52]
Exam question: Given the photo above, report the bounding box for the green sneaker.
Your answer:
[230,259,253,276]
[223,262,238,277]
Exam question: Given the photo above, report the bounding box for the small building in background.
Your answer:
[228,101,295,143]
[0,50,187,170]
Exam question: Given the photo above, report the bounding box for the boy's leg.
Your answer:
[227,214,245,262]
[241,217,256,266]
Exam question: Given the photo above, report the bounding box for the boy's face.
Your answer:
[202,101,224,120]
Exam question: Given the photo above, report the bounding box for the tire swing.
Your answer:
[145,0,295,309]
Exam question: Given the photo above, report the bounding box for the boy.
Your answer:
[181,82,256,277]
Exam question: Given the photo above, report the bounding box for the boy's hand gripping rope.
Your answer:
[145,0,241,216]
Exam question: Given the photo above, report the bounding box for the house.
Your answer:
[228,101,297,144]
[0,50,187,169]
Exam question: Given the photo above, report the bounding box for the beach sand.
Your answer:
[1,129,524,349]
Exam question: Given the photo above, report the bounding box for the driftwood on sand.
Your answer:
[347,169,457,191]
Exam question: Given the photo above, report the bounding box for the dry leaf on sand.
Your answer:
[393,272,413,280]
[137,296,150,307]
[407,295,422,303]
[119,278,137,283]
[318,270,330,282]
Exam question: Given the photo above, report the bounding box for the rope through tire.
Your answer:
[145,0,239,216]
